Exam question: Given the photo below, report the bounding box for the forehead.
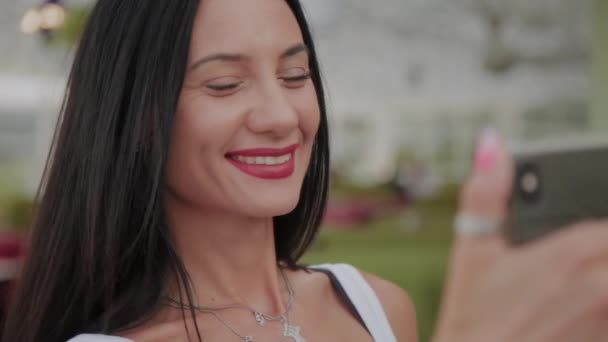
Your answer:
[190,0,304,57]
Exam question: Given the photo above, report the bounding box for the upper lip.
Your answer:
[226,144,298,157]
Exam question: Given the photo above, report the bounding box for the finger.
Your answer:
[557,317,608,342]
[438,129,514,328]
[520,219,608,274]
[452,128,514,266]
[459,127,513,223]
[520,264,608,342]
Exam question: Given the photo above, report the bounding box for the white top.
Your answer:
[314,263,397,341]
[68,263,397,342]
[68,336,131,342]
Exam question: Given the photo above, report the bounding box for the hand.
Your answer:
[432,129,608,342]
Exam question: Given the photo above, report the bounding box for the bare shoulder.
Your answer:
[360,270,419,342]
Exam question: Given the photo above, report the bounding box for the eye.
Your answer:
[278,67,310,88]
[204,76,244,96]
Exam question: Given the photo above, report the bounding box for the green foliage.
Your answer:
[522,98,590,139]
[413,182,459,215]
[2,194,34,230]
[50,6,91,46]
[0,162,34,230]
[329,176,394,199]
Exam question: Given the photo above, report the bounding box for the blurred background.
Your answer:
[0,0,606,340]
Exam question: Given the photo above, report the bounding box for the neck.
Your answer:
[165,196,289,315]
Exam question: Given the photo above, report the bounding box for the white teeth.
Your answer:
[231,153,291,165]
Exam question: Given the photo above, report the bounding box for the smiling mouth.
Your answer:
[225,144,298,179]
[228,153,292,165]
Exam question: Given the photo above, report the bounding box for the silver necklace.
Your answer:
[165,267,305,342]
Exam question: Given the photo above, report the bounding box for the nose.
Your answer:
[246,80,298,138]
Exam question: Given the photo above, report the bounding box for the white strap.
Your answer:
[314,263,397,342]
[68,334,133,342]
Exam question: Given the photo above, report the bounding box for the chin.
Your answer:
[241,191,301,218]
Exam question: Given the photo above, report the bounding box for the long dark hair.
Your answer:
[1,1,329,341]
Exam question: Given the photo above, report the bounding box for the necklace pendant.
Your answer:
[254,311,266,326]
[244,336,254,342]
[283,322,305,342]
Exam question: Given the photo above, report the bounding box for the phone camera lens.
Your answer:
[520,171,539,194]
[517,163,542,202]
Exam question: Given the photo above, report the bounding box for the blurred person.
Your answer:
[2,1,608,342]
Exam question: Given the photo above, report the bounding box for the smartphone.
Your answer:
[505,135,608,245]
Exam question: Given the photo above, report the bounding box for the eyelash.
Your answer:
[204,71,311,93]
[280,72,311,84]
[206,82,244,91]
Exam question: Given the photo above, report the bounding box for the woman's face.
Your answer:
[166,0,320,218]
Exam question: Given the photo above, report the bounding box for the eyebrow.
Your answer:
[188,43,309,71]
[280,43,308,59]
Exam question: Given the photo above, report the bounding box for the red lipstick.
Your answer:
[226,144,297,179]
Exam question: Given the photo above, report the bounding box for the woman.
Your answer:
[3,1,608,341]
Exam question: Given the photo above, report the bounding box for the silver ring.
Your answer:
[454,212,501,236]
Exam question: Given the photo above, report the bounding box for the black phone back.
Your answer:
[506,136,608,244]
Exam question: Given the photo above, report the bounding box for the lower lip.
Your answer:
[227,154,295,179]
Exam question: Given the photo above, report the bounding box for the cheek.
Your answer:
[166,93,244,200]
[294,87,321,142]
[292,89,320,181]
[171,92,247,154]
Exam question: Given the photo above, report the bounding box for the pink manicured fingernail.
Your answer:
[474,128,500,172]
